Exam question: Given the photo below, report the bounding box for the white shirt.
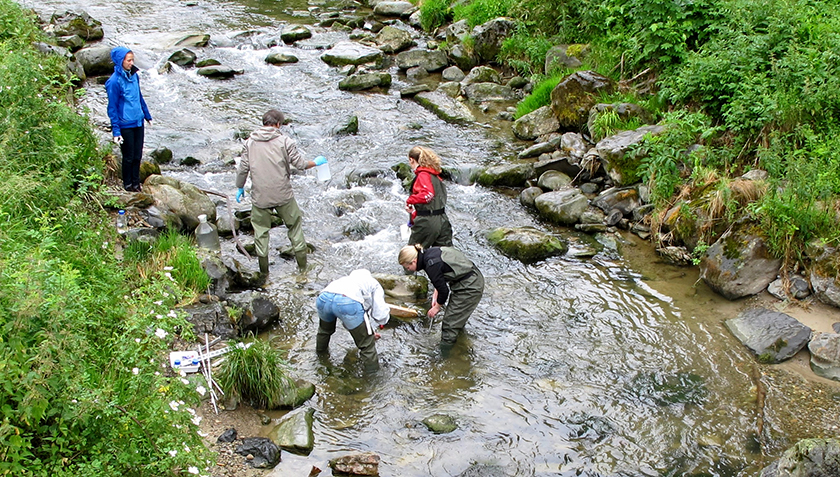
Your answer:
[322,269,391,327]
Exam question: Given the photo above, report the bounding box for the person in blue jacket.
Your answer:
[106,46,152,192]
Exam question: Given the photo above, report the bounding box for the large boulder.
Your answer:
[144,175,216,231]
[550,70,615,129]
[534,189,589,225]
[808,332,840,381]
[700,229,782,300]
[759,438,840,477]
[413,91,475,124]
[267,407,315,455]
[545,44,589,74]
[724,308,811,363]
[595,125,666,186]
[471,17,515,63]
[463,83,517,103]
[395,48,448,72]
[74,45,113,77]
[321,41,384,67]
[476,163,536,188]
[512,105,560,141]
[226,291,280,335]
[281,24,312,44]
[809,244,840,308]
[375,25,415,54]
[486,226,568,264]
[47,10,104,41]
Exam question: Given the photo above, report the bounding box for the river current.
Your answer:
[20,0,840,475]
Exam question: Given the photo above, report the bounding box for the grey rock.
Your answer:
[725,308,811,363]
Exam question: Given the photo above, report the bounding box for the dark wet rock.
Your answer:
[281,24,312,43]
[591,187,641,216]
[167,48,196,67]
[150,146,173,164]
[405,65,429,82]
[767,274,811,301]
[181,300,238,339]
[471,17,514,63]
[413,91,475,124]
[518,137,560,159]
[265,52,299,64]
[180,156,200,166]
[330,115,359,135]
[808,244,840,308]
[512,105,560,141]
[550,70,615,129]
[627,370,708,406]
[759,438,840,477]
[339,72,392,91]
[486,226,568,264]
[725,308,811,363]
[197,65,238,79]
[268,407,315,455]
[217,428,237,443]
[329,452,380,476]
[195,58,221,67]
[700,230,782,300]
[533,153,583,179]
[476,163,535,188]
[345,167,393,188]
[422,413,458,434]
[519,186,543,208]
[808,332,840,381]
[235,437,280,469]
[227,291,280,335]
[56,34,84,51]
[321,41,384,67]
[456,464,511,477]
[535,189,589,225]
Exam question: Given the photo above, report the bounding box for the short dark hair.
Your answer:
[262,109,285,126]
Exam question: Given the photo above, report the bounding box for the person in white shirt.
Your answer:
[316,269,390,373]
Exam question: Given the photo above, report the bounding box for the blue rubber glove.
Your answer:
[314,156,327,166]
[236,188,244,203]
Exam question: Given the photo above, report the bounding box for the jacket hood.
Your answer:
[414,166,441,176]
[250,125,283,142]
[110,47,131,69]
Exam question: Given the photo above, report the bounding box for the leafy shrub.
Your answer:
[498,27,554,76]
[452,0,516,27]
[419,0,452,32]
[590,109,645,142]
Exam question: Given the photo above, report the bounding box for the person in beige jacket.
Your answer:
[235,109,327,275]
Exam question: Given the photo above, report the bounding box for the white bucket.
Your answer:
[400,223,411,241]
[315,163,331,182]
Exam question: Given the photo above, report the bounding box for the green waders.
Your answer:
[316,319,336,354]
[347,323,379,373]
[251,199,309,272]
[440,269,484,347]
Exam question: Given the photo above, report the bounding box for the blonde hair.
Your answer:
[408,146,442,173]
[398,244,423,265]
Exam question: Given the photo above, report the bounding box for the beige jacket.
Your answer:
[235,126,308,209]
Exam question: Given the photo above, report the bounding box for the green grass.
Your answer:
[215,339,296,409]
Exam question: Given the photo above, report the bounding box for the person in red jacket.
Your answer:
[405,146,453,249]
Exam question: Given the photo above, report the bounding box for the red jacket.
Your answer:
[406,167,440,223]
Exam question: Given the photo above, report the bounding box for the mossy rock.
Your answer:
[486,226,568,264]
[422,413,457,434]
[274,379,315,409]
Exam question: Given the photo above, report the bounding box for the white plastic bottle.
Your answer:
[195,214,220,251]
[116,210,127,234]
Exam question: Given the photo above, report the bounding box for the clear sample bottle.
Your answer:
[116,210,127,234]
[195,214,221,251]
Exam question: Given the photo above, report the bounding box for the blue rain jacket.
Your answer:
[105,47,152,137]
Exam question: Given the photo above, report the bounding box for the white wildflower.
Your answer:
[168,310,178,318]
[168,450,177,457]
[154,300,163,306]
[196,385,206,396]
[169,400,179,411]
[181,378,189,385]
[155,328,168,339]
[132,367,139,375]
[188,466,199,474]
[156,314,163,320]
[135,338,141,343]
[164,266,174,271]
[191,415,202,426]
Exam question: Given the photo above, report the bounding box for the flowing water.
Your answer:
[21,0,840,475]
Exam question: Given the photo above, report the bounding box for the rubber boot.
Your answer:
[348,323,379,373]
[295,250,308,272]
[258,255,269,275]
[439,340,455,359]
[316,320,336,354]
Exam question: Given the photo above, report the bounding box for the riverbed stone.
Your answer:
[520,186,543,208]
[809,244,840,308]
[226,291,280,335]
[535,189,589,225]
[267,407,314,455]
[759,438,840,477]
[339,72,392,91]
[375,25,414,53]
[442,65,465,82]
[413,91,475,124]
[321,41,384,67]
[476,163,536,188]
[436,81,462,98]
[700,230,782,300]
[486,226,568,263]
[725,308,811,363]
[181,300,238,339]
[74,44,112,76]
[144,174,216,231]
[808,332,840,381]
[47,10,104,41]
[175,33,210,48]
[550,70,615,129]
[197,65,238,79]
[537,170,573,191]
[471,17,514,63]
[281,24,312,43]
[512,106,560,141]
[373,273,429,299]
[596,125,666,185]
[265,52,299,64]
[463,83,517,103]
[373,1,415,16]
[167,48,196,67]
[533,152,583,178]
[518,137,560,159]
[591,186,641,215]
[235,437,280,469]
[463,65,502,85]
[422,413,458,434]
[329,453,380,476]
[395,48,448,71]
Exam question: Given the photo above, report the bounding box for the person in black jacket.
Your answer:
[398,244,484,355]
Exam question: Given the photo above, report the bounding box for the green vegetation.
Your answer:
[214,339,295,409]
[421,0,840,264]
[0,1,212,474]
